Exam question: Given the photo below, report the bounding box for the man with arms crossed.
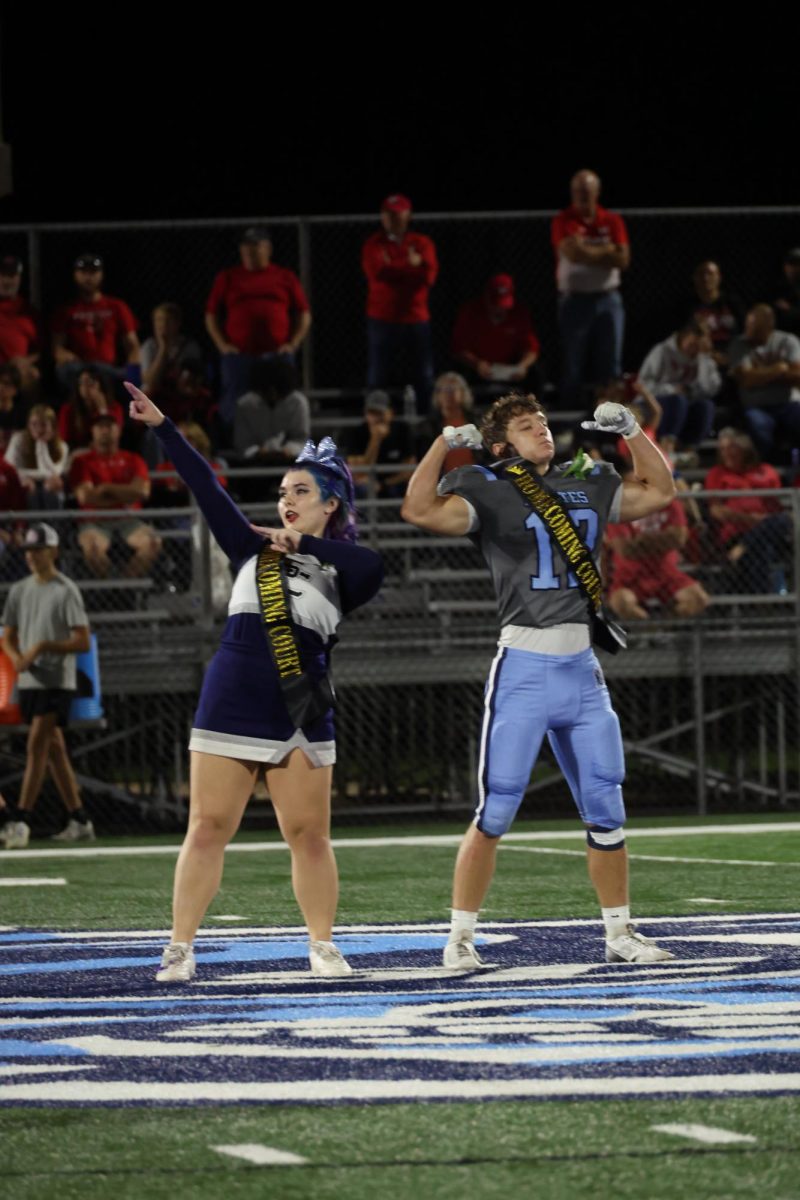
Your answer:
[1,523,93,848]
[402,395,675,965]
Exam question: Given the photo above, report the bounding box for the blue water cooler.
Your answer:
[69,634,104,722]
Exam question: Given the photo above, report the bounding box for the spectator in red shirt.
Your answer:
[0,255,40,393]
[51,253,141,392]
[451,274,541,393]
[551,169,630,406]
[704,427,790,593]
[361,194,438,407]
[69,414,161,578]
[205,227,311,428]
[58,368,124,451]
[606,463,708,620]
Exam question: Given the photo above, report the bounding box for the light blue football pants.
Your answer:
[474,646,626,838]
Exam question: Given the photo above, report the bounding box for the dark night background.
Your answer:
[0,14,795,222]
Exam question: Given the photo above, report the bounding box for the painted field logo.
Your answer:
[1,914,800,1105]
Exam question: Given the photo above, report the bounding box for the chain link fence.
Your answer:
[2,204,800,835]
[8,206,800,403]
[0,479,797,835]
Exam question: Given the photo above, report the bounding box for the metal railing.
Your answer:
[0,483,798,827]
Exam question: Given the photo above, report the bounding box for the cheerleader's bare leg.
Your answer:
[170,751,257,944]
[267,748,338,942]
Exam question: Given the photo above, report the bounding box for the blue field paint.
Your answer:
[1,915,799,1106]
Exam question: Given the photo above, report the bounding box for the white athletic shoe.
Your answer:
[2,821,30,850]
[605,924,674,964]
[309,940,353,978]
[52,819,96,843]
[155,943,196,983]
[443,936,484,970]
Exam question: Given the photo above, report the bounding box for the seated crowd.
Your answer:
[0,179,798,612]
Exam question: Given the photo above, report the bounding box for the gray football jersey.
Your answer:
[439,459,622,628]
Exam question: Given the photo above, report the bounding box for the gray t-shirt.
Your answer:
[2,572,89,690]
[439,459,622,628]
[728,330,800,408]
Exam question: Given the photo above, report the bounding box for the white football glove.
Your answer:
[580,401,640,440]
[443,423,483,450]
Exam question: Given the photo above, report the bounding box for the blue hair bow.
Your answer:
[295,437,340,467]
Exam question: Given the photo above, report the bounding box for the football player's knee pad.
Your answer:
[475,772,525,838]
[586,825,625,851]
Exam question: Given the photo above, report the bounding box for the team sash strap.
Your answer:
[503,462,627,655]
[255,546,335,727]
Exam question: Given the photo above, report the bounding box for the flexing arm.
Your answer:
[125,383,262,564]
[401,437,474,535]
[619,429,677,520]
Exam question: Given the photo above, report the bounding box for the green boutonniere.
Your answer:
[562,448,593,480]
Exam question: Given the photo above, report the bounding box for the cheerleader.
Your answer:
[125,382,383,982]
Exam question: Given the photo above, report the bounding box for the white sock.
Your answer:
[602,905,631,940]
[449,909,478,943]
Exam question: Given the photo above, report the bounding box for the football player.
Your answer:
[402,393,676,966]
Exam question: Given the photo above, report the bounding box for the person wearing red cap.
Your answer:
[551,170,630,405]
[361,195,439,406]
[205,227,312,428]
[0,256,41,394]
[451,274,541,391]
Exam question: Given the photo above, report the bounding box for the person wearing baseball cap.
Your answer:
[451,273,542,390]
[205,225,312,428]
[0,253,41,393]
[68,411,162,580]
[51,253,141,393]
[361,194,438,408]
[345,388,417,499]
[1,523,94,849]
[774,248,800,336]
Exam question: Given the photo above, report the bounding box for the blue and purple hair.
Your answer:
[290,438,358,543]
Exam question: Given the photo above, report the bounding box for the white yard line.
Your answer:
[501,846,794,868]
[2,1073,799,1103]
[0,877,67,887]
[0,821,798,861]
[651,1123,757,1145]
[212,1143,308,1166]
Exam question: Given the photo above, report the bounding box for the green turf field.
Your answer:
[2,816,799,1200]
[1,818,798,929]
